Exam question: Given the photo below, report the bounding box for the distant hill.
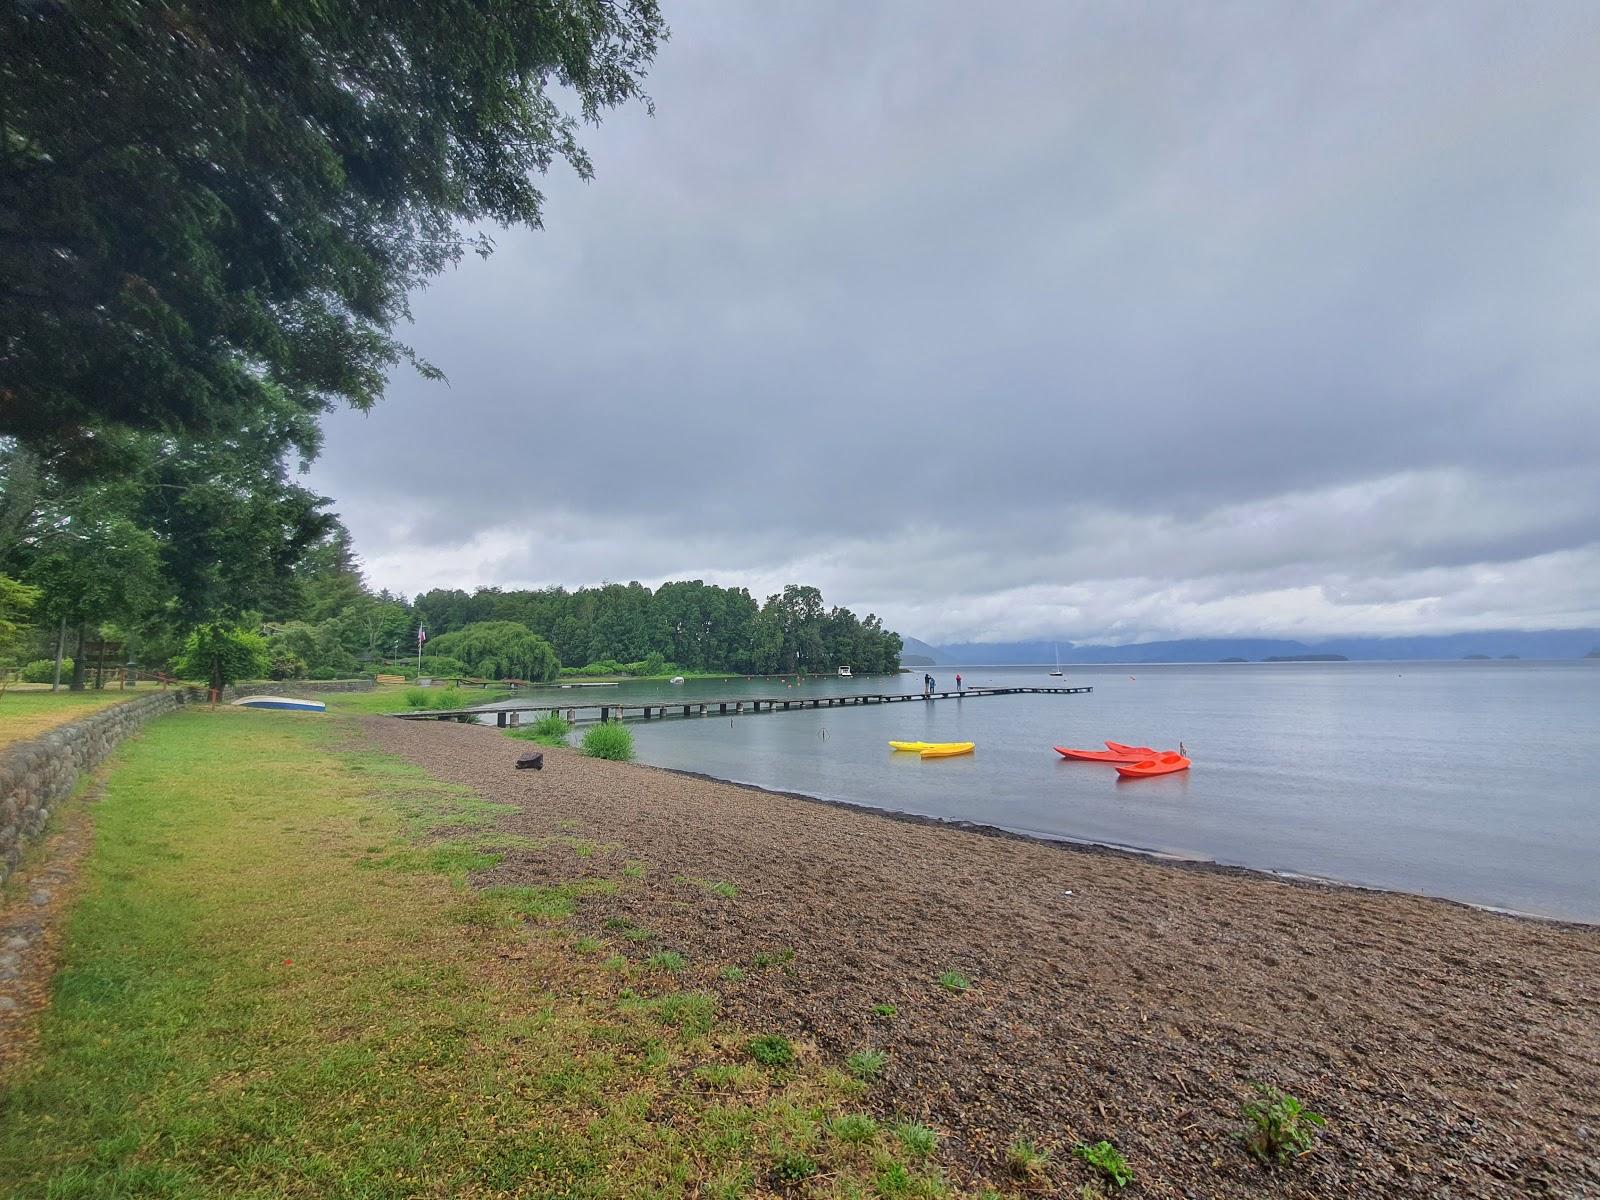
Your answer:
[913,629,1600,664]
[899,637,947,665]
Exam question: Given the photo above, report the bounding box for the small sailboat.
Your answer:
[1050,644,1063,677]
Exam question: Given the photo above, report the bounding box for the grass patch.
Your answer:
[829,1113,879,1145]
[1007,1139,1052,1179]
[871,1002,898,1018]
[0,688,143,747]
[845,1048,888,1081]
[0,707,951,1199]
[720,965,747,982]
[892,1121,938,1159]
[580,722,635,761]
[646,950,688,972]
[707,880,738,899]
[747,1034,796,1067]
[937,970,971,993]
[751,947,796,970]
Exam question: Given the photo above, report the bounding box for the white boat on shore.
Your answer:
[838,665,853,677]
[231,695,326,713]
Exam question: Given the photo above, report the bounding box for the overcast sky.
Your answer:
[307,1,1600,646]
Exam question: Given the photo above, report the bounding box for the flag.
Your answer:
[417,625,427,646]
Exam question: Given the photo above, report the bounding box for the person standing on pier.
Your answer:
[956,673,963,691]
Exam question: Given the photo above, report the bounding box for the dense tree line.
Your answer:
[413,581,903,677]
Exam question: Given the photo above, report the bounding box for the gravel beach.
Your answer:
[364,717,1600,1198]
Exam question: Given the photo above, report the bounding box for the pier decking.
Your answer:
[389,685,1092,726]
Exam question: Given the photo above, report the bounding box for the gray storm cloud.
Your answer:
[307,0,1600,644]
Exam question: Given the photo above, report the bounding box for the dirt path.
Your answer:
[363,717,1600,1198]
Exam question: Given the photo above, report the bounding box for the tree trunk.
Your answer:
[69,624,88,690]
[51,615,66,691]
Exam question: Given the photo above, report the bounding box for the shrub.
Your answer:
[268,653,307,680]
[1239,1084,1326,1163]
[1072,1141,1131,1188]
[19,657,68,683]
[581,722,634,761]
[746,1034,795,1067]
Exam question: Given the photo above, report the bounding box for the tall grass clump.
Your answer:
[581,722,634,761]
[435,686,467,710]
[525,711,571,746]
[404,687,431,708]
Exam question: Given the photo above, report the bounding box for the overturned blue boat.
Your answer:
[230,695,327,713]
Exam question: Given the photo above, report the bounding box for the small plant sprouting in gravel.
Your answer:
[845,1048,887,1080]
[719,964,747,981]
[771,1151,818,1183]
[937,970,971,993]
[1008,1139,1052,1179]
[646,950,686,971]
[601,916,632,930]
[572,935,604,954]
[707,880,738,899]
[752,947,796,969]
[746,1034,795,1067]
[829,1113,879,1144]
[871,1002,898,1018]
[1072,1141,1132,1188]
[622,860,646,879]
[892,1121,937,1159]
[601,954,627,970]
[621,926,655,943]
[1239,1083,1326,1163]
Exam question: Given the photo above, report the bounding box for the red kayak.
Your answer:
[1054,743,1157,763]
[1115,753,1191,779]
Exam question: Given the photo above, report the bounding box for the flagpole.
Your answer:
[417,624,424,675]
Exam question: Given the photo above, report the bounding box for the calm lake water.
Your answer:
[487,662,1600,923]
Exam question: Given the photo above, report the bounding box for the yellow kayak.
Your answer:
[919,742,975,759]
[888,740,936,751]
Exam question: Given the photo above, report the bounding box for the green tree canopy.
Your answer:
[172,623,270,692]
[1,1,665,472]
[428,621,559,682]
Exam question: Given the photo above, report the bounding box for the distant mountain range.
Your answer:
[902,630,1600,665]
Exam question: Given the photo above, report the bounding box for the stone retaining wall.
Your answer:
[0,678,376,885]
[0,690,184,885]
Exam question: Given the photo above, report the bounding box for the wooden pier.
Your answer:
[389,685,1092,726]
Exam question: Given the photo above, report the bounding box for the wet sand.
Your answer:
[364,717,1600,1198]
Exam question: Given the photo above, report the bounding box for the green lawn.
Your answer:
[0,688,147,749]
[0,708,974,1199]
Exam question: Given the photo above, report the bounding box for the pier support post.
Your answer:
[600,706,610,723]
